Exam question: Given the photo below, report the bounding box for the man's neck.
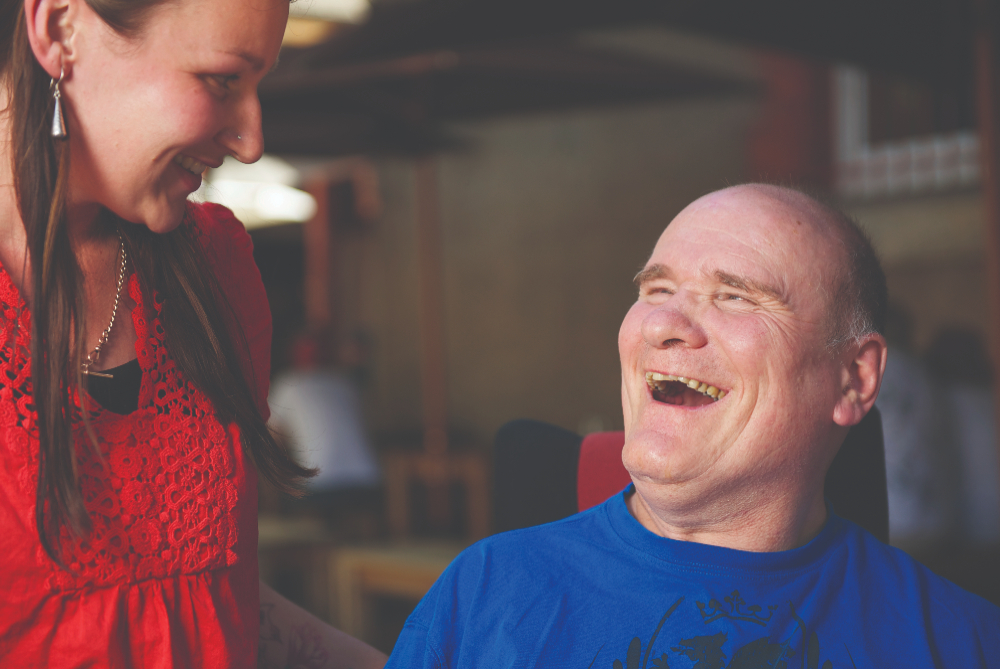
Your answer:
[624,482,829,552]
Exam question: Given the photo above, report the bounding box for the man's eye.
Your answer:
[720,293,753,304]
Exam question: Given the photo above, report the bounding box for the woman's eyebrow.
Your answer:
[223,50,281,73]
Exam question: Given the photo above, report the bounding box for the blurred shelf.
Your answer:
[331,540,466,641]
[258,514,334,548]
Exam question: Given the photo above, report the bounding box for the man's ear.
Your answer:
[832,333,887,427]
[23,0,78,79]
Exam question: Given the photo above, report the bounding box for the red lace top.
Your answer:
[0,203,271,668]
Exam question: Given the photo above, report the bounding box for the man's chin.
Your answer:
[622,430,702,486]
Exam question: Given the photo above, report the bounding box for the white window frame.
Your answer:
[834,66,980,199]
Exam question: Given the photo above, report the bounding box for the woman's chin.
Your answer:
[116,201,188,235]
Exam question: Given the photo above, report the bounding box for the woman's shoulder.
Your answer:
[181,198,266,323]
[183,200,272,416]
[184,201,254,269]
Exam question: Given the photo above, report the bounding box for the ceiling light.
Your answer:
[288,0,370,23]
[283,18,339,48]
[199,155,318,228]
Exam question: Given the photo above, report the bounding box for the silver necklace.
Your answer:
[81,231,127,379]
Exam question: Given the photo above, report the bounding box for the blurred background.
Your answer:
[197,0,1000,653]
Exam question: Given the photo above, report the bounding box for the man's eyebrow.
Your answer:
[714,270,785,301]
[633,263,670,287]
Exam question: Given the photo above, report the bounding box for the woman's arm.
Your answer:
[258,580,388,669]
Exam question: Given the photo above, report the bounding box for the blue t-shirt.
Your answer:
[387,486,1000,668]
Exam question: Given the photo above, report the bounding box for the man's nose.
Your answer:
[641,290,708,349]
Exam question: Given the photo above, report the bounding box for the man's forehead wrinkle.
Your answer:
[649,191,836,305]
[701,196,837,270]
[680,222,792,280]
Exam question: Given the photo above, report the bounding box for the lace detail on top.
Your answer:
[0,272,36,495]
[0,267,241,591]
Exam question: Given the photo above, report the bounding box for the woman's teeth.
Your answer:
[645,371,725,400]
[174,154,208,176]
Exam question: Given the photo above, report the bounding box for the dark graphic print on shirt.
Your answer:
[590,591,850,669]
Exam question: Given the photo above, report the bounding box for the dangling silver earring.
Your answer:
[50,68,67,140]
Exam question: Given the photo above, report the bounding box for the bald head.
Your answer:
[621,184,889,550]
[682,184,887,349]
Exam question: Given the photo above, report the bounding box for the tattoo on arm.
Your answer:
[259,602,284,668]
[286,623,333,668]
[260,601,353,669]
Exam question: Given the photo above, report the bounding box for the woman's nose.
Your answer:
[219,95,264,164]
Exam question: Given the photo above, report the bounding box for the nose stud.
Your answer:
[236,134,242,140]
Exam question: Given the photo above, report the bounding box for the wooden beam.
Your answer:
[974,0,1000,535]
[304,178,333,331]
[262,51,460,93]
[414,157,449,458]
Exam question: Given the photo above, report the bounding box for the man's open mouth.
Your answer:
[645,371,726,406]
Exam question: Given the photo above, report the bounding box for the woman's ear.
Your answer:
[23,0,78,79]
[832,334,888,428]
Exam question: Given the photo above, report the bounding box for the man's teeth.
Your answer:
[174,155,208,176]
[645,371,726,400]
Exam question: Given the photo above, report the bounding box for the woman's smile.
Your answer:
[59,0,285,233]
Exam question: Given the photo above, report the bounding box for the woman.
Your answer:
[0,0,387,666]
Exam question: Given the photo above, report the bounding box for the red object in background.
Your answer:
[746,51,833,190]
[577,431,632,512]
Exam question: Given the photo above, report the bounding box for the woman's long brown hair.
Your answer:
[1,0,311,564]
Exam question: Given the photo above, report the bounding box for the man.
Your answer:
[385,185,1000,668]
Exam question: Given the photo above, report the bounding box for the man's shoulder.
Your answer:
[835,517,1000,624]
